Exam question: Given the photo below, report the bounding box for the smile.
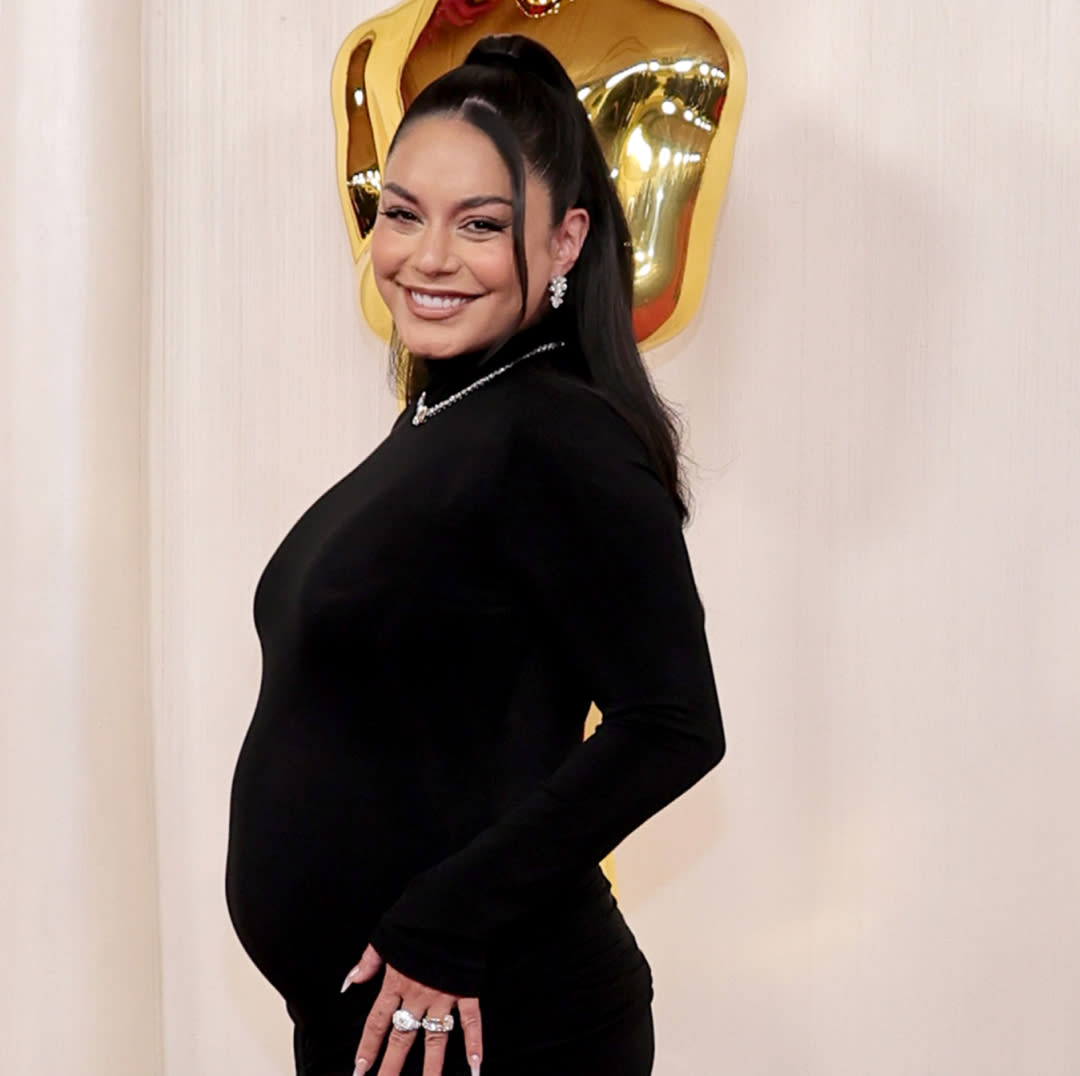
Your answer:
[405,288,478,311]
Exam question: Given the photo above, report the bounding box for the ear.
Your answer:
[551,207,590,277]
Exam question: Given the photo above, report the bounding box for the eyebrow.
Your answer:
[382,182,512,212]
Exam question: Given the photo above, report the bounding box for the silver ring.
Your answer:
[391,1008,422,1033]
[421,1013,455,1034]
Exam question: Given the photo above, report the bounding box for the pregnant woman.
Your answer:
[225,33,726,1076]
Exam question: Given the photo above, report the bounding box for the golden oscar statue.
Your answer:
[332,0,745,349]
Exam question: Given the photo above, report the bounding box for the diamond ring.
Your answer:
[421,1013,455,1033]
[391,1008,423,1033]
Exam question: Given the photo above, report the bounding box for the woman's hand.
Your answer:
[342,944,483,1076]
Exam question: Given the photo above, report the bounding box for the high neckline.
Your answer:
[421,307,572,403]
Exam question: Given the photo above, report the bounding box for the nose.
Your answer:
[414,223,455,276]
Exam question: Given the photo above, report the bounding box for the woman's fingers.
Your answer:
[342,944,385,992]
[352,983,400,1074]
[419,1006,453,1076]
[457,997,483,1076]
[372,1023,418,1076]
[349,961,470,1076]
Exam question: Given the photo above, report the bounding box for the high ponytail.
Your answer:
[388,34,689,523]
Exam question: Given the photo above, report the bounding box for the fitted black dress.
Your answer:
[225,312,725,1075]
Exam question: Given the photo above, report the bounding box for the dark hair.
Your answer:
[386,34,689,522]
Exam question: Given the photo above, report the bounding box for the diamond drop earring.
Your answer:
[548,274,568,309]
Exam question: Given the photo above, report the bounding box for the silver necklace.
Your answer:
[412,340,564,426]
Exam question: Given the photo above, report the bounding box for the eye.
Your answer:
[462,218,509,235]
[378,206,420,224]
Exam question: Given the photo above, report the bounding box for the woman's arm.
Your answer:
[369,389,726,996]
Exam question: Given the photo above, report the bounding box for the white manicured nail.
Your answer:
[470,1054,481,1076]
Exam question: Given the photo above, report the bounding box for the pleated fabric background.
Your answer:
[2,0,1078,1073]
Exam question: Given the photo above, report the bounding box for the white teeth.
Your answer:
[409,289,470,310]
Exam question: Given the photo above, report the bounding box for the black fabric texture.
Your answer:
[225,310,725,1064]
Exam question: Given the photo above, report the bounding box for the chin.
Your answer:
[397,313,502,359]
[399,326,469,359]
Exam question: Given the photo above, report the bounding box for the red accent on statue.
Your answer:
[416,0,501,48]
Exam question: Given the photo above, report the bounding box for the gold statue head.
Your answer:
[332,0,745,350]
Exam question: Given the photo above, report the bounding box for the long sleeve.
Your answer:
[369,386,725,996]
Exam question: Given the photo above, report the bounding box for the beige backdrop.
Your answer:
[1,0,161,1073]
[3,0,1079,1073]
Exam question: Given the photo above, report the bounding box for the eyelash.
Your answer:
[378,207,508,234]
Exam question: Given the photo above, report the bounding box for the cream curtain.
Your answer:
[3,1,1080,1074]
[0,0,161,1072]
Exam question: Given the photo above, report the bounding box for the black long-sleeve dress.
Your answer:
[225,311,725,1075]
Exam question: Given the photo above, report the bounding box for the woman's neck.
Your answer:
[421,307,570,394]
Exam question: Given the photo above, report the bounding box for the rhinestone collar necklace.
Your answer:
[412,340,565,426]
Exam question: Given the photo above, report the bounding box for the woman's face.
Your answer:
[371,114,586,359]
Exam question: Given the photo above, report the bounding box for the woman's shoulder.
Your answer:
[503,360,645,457]
[492,361,661,502]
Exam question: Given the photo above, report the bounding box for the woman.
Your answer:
[225,33,725,1076]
